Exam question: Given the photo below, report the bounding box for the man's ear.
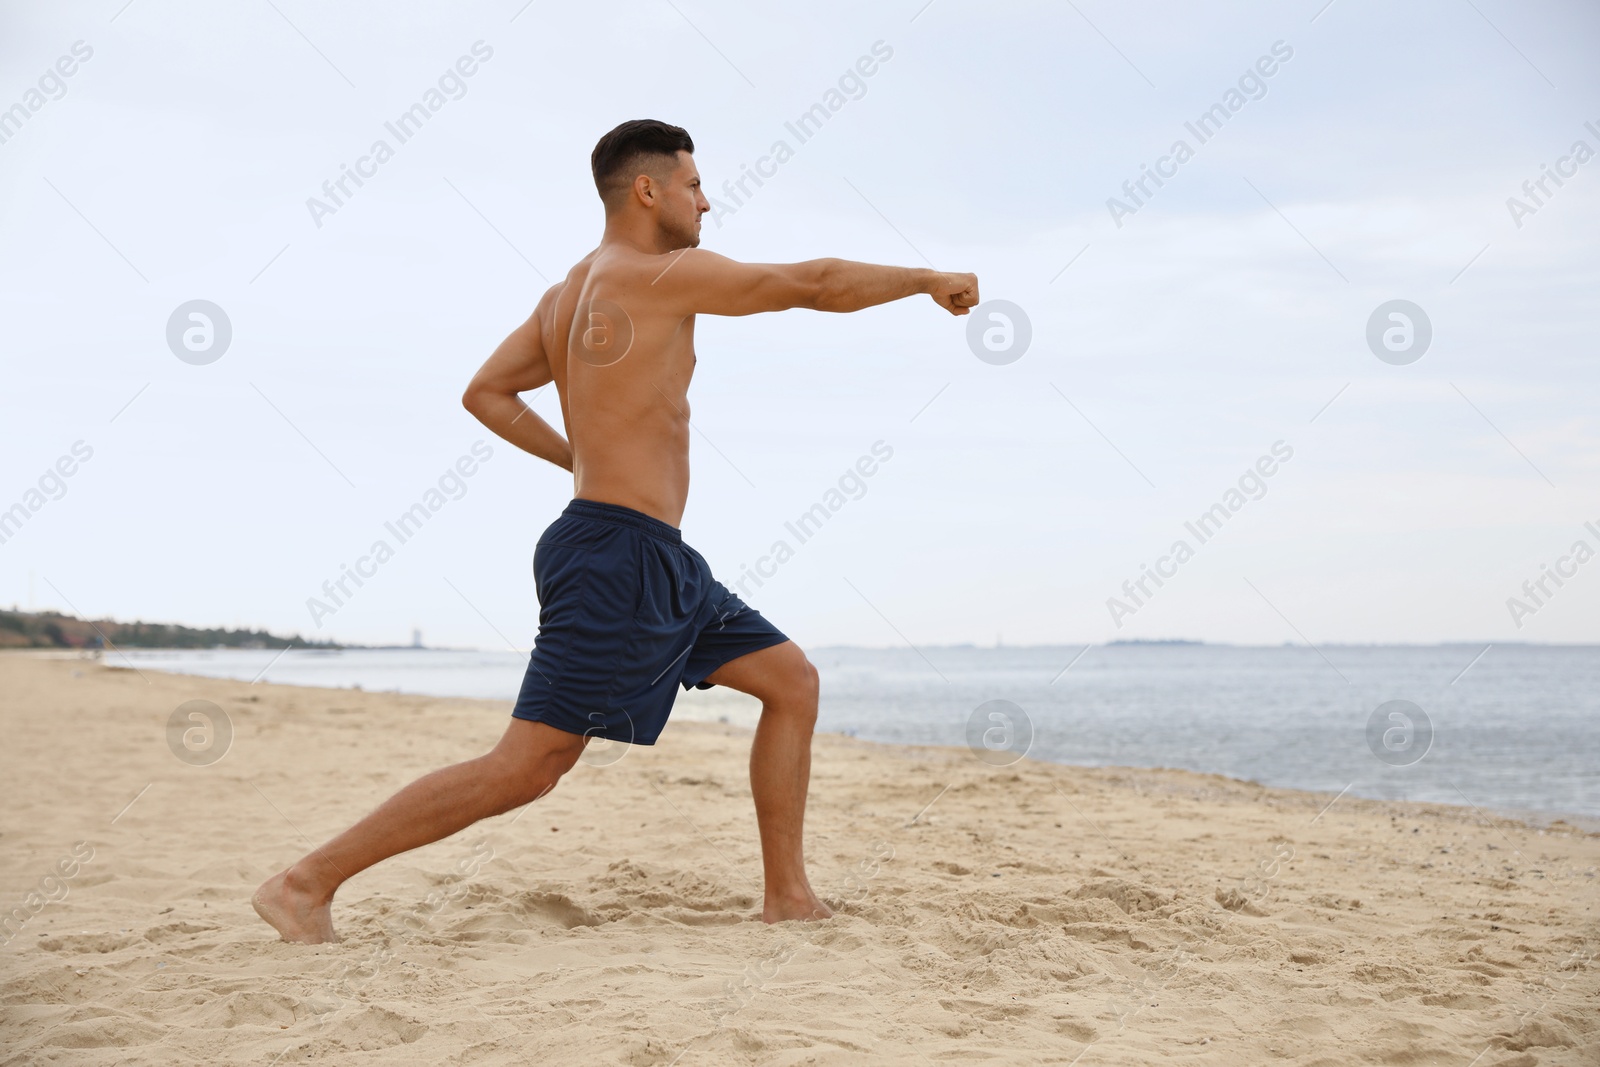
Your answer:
[633,172,657,208]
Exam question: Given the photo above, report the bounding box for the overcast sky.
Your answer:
[1,0,1596,650]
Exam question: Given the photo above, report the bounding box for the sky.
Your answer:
[1,0,1597,651]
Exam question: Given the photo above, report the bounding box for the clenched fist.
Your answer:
[929,272,980,316]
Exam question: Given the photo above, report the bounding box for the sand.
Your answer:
[0,652,1595,1065]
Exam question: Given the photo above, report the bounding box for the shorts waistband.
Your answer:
[563,498,682,544]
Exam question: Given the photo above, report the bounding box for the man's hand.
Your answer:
[928,272,979,316]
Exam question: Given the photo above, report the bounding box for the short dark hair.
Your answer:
[591,119,694,207]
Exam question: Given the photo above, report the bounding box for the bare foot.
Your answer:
[253,868,339,944]
[762,894,834,923]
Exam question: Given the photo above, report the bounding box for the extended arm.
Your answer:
[652,249,979,317]
[462,291,573,472]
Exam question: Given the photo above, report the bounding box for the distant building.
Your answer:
[411,628,422,649]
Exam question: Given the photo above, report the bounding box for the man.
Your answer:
[254,119,978,942]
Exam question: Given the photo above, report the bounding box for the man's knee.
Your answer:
[764,651,819,721]
[798,656,820,705]
[483,724,587,809]
[493,754,576,812]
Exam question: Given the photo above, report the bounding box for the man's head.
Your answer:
[591,119,706,248]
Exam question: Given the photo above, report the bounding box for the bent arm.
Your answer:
[463,294,573,473]
[653,250,977,317]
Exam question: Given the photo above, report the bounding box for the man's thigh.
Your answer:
[702,639,814,706]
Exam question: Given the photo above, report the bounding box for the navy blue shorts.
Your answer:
[511,498,790,745]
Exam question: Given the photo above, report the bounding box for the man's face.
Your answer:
[656,150,709,249]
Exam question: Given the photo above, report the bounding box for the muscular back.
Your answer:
[543,247,699,527]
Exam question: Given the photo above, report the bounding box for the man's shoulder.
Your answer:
[534,260,590,316]
[574,247,707,317]
[535,281,562,312]
[590,244,694,283]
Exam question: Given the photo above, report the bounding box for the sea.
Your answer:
[118,643,1599,824]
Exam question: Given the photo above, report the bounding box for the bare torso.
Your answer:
[544,245,698,528]
[464,195,970,534]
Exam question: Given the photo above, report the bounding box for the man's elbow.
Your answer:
[461,382,490,417]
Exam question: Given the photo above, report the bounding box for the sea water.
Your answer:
[119,643,1598,821]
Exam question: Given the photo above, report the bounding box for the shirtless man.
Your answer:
[254,119,978,941]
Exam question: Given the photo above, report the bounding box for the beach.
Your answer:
[1,652,1595,1065]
